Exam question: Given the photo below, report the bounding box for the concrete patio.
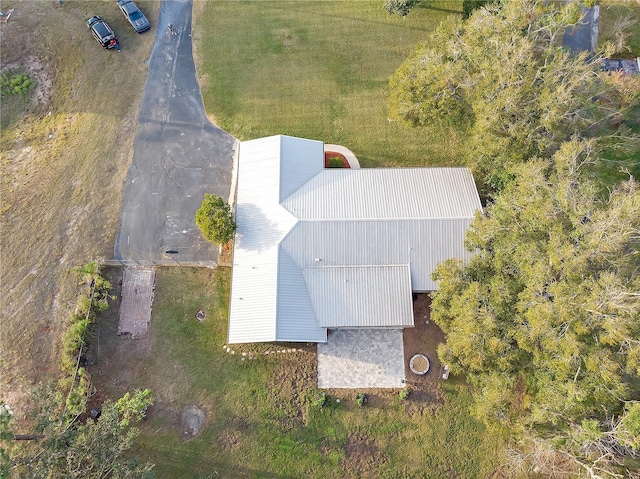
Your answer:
[317,329,406,388]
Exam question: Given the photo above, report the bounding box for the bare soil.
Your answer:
[402,294,445,414]
[265,345,318,430]
[342,434,384,479]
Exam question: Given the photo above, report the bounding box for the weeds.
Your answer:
[0,70,35,99]
[312,390,327,408]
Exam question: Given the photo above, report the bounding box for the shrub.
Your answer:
[312,391,327,408]
[0,69,35,98]
[356,392,367,407]
[327,156,345,168]
[399,388,410,400]
[116,389,154,427]
[195,194,236,245]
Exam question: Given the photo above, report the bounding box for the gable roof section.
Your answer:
[228,136,303,343]
[228,135,482,344]
[275,250,327,342]
[283,168,481,219]
[303,265,413,328]
[280,217,474,292]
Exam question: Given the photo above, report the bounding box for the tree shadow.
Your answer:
[416,4,462,15]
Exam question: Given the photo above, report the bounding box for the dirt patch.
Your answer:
[178,405,206,440]
[265,345,317,430]
[218,429,241,451]
[342,434,383,479]
[1,56,53,107]
[402,294,445,415]
[217,241,233,267]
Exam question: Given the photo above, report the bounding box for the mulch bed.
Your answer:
[402,294,446,412]
[324,151,350,168]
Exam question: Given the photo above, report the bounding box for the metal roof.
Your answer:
[303,265,414,328]
[281,218,474,292]
[228,135,482,344]
[283,168,481,220]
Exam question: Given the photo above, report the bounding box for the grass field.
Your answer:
[90,267,507,478]
[0,0,159,418]
[193,1,465,168]
[599,0,640,57]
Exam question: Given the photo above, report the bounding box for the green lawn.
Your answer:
[118,267,506,478]
[193,1,465,167]
[599,0,640,57]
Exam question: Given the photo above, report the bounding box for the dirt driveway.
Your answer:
[115,0,236,266]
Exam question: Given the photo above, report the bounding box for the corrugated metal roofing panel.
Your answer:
[282,218,474,291]
[276,250,327,342]
[228,249,279,343]
[229,136,298,344]
[303,265,414,328]
[282,168,481,220]
[279,135,325,202]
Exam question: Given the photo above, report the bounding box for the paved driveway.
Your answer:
[563,5,598,54]
[115,0,235,265]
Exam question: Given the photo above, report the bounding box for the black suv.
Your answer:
[87,16,120,50]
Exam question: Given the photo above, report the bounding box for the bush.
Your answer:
[312,391,327,408]
[356,392,367,407]
[116,389,154,427]
[195,194,236,245]
[399,388,410,400]
[0,69,35,99]
[327,156,345,168]
[383,0,420,17]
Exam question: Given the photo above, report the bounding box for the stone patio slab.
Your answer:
[317,329,406,388]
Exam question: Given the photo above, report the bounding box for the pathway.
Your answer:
[114,0,236,266]
[118,266,156,338]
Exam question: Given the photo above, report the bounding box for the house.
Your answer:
[227,135,482,346]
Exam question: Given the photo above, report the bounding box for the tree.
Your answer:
[431,139,640,473]
[388,0,640,191]
[195,194,236,245]
[462,0,491,20]
[8,385,154,479]
[383,0,420,17]
[1,403,12,479]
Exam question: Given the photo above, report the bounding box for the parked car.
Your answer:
[116,0,151,33]
[87,16,120,50]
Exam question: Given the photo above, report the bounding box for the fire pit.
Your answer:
[409,354,430,375]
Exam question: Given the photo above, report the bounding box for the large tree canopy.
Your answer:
[389,0,640,474]
[431,138,640,432]
[5,386,154,479]
[388,0,640,191]
[431,138,640,475]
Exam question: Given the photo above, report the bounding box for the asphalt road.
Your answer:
[114,0,235,265]
[563,5,598,55]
